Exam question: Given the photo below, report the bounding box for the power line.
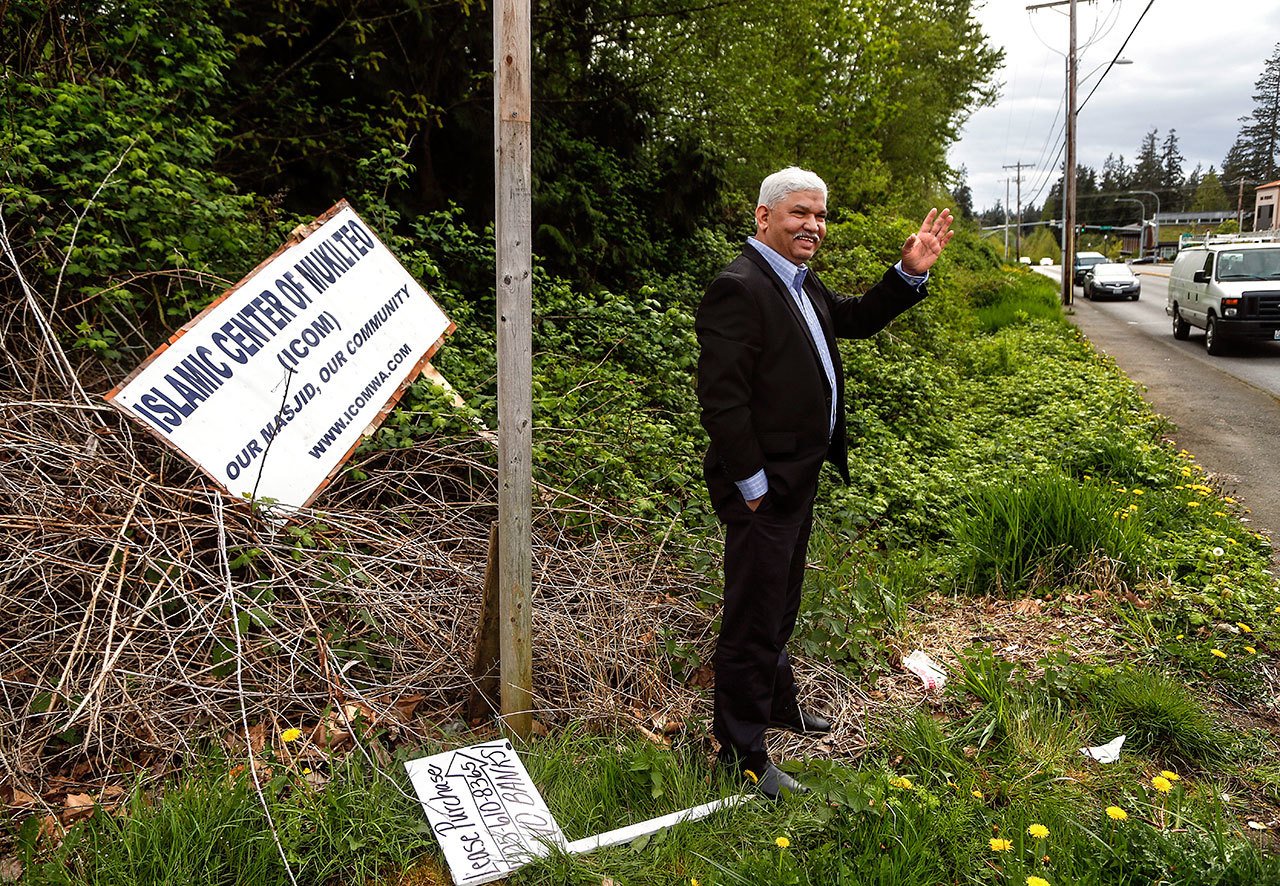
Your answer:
[1079,0,1155,113]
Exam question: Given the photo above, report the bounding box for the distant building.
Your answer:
[1148,211,1252,258]
[1152,210,1240,227]
[1115,224,1147,257]
[1256,180,1279,231]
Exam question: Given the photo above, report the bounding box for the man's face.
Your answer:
[755,189,827,264]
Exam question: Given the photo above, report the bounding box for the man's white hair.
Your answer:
[757,167,828,209]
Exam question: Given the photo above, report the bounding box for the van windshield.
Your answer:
[1216,248,1280,282]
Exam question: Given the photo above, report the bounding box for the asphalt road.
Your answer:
[1036,265,1280,547]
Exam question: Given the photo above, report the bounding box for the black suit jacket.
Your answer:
[695,246,928,513]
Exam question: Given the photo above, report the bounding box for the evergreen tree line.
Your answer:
[978,41,1280,228]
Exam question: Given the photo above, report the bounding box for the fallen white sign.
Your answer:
[405,740,566,885]
[107,200,452,515]
[405,740,749,885]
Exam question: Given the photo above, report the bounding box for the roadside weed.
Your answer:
[1094,668,1234,765]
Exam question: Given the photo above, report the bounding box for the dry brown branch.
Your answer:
[0,390,723,801]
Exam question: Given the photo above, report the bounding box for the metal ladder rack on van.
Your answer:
[1180,230,1280,249]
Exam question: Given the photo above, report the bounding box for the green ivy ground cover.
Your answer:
[14,214,1280,883]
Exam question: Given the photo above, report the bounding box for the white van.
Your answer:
[1166,232,1280,355]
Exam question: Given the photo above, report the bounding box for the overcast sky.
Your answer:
[949,0,1280,215]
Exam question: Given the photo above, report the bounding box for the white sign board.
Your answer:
[106,201,452,514]
[406,741,752,885]
[405,740,566,885]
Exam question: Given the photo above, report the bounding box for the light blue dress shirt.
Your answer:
[734,238,927,502]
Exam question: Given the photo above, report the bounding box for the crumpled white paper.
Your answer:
[903,650,947,690]
[1080,734,1126,763]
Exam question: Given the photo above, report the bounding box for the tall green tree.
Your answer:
[1132,129,1163,194]
[1160,129,1186,211]
[951,166,975,219]
[628,0,1001,211]
[1222,42,1280,188]
[1191,166,1231,212]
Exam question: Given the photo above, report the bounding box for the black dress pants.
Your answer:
[713,486,816,774]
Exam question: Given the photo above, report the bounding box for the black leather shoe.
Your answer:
[755,763,808,801]
[769,704,831,735]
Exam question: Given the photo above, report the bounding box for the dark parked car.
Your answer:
[1072,251,1107,284]
[1083,263,1141,300]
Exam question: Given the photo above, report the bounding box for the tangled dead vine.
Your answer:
[0,389,738,796]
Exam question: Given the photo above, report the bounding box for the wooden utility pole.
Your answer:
[1063,0,1078,306]
[1004,177,1011,261]
[1028,0,1081,304]
[1003,161,1030,259]
[494,0,533,739]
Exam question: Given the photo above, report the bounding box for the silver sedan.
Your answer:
[1083,263,1141,300]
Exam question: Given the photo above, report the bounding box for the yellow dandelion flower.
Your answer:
[889,776,913,790]
[1187,501,1201,508]
[775,836,790,849]
[1160,771,1180,782]
[971,789,984,799]
[691,880,700,886]
[1225,496,1237,504]
[1245,646,1257,655]
[1027,877,1051,886]
[1133,488,1144,495]
[1181,467,1193,477]
[1152,776,1173,793]
[744,769,759,784]
[1027,823,1049,839]
[1106,806,1128,821]
[1238,623,1252,633]
[281,728,302,743]
[1176,634,1184,639]
[989,838,1013,851]
[1211,648,1227,659]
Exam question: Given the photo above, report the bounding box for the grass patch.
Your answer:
[15,724,1279,885]
[950,471,1147,596]
[971,268,1067,332]
[16,752,436,885]
[1094,668,1235,766]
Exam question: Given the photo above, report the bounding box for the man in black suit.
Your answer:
[696,167,953,799]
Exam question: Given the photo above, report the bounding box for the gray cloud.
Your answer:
[951,0,1280,212]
